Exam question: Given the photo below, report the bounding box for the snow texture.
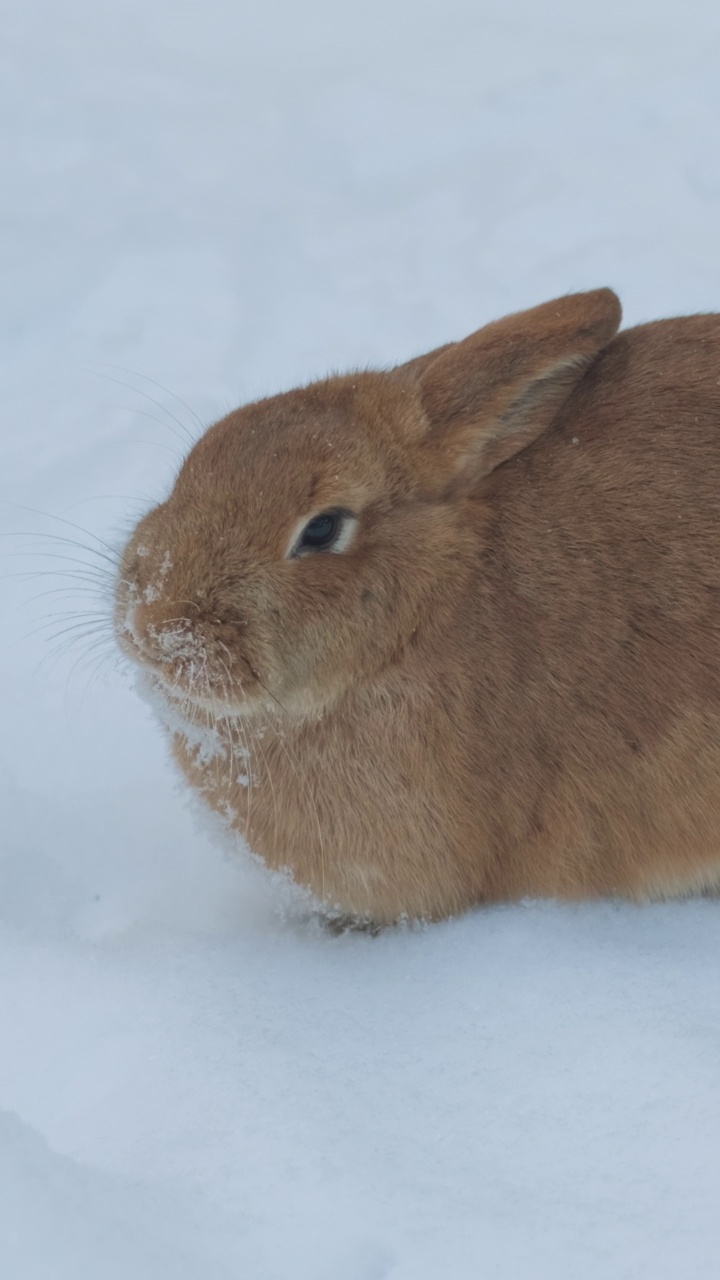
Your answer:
[2,1,720,1276]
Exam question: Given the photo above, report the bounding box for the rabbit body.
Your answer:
[116,292,720,922]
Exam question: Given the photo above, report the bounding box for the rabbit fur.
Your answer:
[115,290,720,922]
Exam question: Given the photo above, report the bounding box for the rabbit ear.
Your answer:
[416,289,621,490]
[396,341,457,383]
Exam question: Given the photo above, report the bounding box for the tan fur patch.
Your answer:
[115,292,720,923]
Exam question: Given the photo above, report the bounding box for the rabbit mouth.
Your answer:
[148,669,267,721]
[116,602,271,719]
[117,600,322,724]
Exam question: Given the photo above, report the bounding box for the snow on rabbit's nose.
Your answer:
[119,587,202,669]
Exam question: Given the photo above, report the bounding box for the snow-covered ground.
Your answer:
[2,1,720,1275]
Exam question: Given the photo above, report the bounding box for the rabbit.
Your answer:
[114,288,720,924]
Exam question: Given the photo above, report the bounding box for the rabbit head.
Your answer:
[115,289,621,724]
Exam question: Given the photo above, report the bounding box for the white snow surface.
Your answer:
[2,1,720,1276]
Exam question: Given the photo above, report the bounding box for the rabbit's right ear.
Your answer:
[396,341,457,383]
[413,289,621,492]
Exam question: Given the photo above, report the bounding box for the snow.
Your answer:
[2,0,720,1275]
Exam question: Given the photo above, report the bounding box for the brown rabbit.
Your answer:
[115,289,720,923]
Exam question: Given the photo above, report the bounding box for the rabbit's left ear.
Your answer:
[415,289,621,490]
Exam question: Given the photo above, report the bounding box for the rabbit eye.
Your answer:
[292,509,355,557]
[299,510,342,551]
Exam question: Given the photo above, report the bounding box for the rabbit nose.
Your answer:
[123,597,199,667]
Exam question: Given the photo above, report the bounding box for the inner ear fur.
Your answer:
[411,289,621,491]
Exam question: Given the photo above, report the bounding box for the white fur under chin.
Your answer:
[135,672,354,925]
[136,670,229,764]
